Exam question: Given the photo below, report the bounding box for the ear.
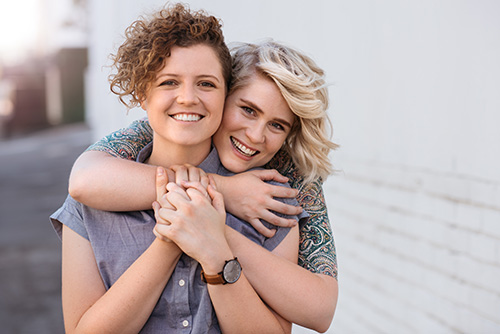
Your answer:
[139,96,147,111]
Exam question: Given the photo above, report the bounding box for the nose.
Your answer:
[246,122,266,144]
[176,84,199,105]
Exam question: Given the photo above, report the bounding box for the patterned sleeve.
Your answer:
[85,117,153,160]
[266,149,338,279]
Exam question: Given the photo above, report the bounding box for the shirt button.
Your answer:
[179,279,185,287]
[182,320,189,327]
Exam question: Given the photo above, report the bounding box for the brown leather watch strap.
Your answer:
[201,258,241,285]
[200,270,226,285]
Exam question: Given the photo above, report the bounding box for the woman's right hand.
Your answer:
[153,177,231,269]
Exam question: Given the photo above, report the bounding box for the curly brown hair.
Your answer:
[109,3,232,108]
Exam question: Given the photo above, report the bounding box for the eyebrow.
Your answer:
[240,98,294,129]
[156,73,221,83]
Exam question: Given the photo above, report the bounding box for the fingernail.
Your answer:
[157,167,164,176]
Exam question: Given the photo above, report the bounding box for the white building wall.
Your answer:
[86,1,500,333]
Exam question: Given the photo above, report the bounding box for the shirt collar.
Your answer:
[136,142,222,174]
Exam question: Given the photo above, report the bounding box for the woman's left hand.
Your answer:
[154,177,229,267]
[213,169,302,237]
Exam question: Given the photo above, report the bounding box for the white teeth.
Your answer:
[171,114,202,122]
[231,137,257,156]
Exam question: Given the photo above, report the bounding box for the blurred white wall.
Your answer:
[86,1,500,333]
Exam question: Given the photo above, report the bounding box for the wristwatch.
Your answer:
[201,258,242,285]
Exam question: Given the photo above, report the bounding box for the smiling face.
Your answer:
[143,44,226,166]
[212,74,296,173]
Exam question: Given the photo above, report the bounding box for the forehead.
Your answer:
[159,44,224,78]
[232,74,295,123]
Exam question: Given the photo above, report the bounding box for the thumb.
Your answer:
[208,185,225,213]
[208,175,225,213]
[156,167,168,202]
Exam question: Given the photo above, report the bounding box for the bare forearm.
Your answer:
[69,151,156,211]
[71,239,182,333]
[201,246,288,334]
[208,274,289,334]
[226,227,338,332]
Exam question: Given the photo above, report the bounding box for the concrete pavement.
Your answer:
[0,123,91,333]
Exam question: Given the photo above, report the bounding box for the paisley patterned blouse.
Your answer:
[87,118,338,278]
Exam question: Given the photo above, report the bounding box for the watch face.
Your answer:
[223,259,241,284]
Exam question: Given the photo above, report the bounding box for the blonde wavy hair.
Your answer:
[230,41,338,184]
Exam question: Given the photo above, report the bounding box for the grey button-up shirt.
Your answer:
[51,144,308,333]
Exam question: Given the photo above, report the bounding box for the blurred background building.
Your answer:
[1,1,499,333]
[0,0,87,138]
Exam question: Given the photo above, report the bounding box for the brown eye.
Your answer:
[200,81,216,88]
[241,106,255,115]
[160,80,176,86]
[270,122,284,131]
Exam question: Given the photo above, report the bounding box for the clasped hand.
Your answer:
[153,165,227,266]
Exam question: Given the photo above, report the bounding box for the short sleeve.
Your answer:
[262,180,309,251]
[266,149,338,279]
[50,195,89,241]
[86,118,153,160]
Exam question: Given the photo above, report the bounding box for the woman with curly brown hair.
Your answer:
[67,9,340,334]
[50,4,303,333]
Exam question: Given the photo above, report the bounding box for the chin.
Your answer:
[221,160,248,174]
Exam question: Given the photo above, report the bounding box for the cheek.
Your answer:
[220,109,243,131]
[267,134,288,155]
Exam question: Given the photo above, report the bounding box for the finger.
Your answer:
[183,181,209,200]
[164,186,193,209]
[165,168,176,184]
[252,169,289,183]
[155,183,176,210]
[208,174,218,190]
[200,171,209,189]
[206,175,221,206]
[266,199,303,216]
[153,201,171,225]
[156,167,168,202]
[186,164,202,182]
[259,209,298,228]
[152,200,160,213]
[154,224,172,242]
[207,184,225,213]
[171,165,189,186]
[269,184,299,199]
[166,182,190,201]
[157,194,176,210]
[248,218,277,238]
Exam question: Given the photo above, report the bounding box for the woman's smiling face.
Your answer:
[213,74,296,173]
[143,44,226,152]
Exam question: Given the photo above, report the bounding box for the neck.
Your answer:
[147,136,212,168]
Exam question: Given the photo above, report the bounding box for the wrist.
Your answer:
[201,257,242,285]
[153,237,181,253]
[224,225,238,243]
[209,174,224,192]
[199,245,234,275]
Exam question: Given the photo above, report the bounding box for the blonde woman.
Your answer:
[70,40,339,332]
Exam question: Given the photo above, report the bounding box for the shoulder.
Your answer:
[85,117,153,160]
